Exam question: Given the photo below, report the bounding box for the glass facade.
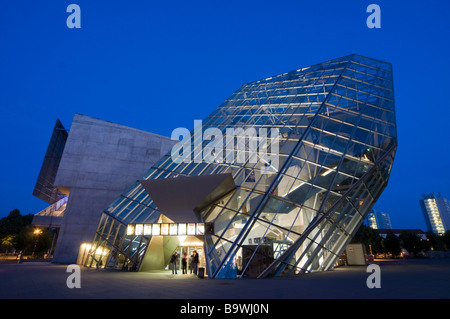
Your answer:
[365,209,392,229]
[33,118,68,204]
[420,193,450,235]
[85,54,397,278]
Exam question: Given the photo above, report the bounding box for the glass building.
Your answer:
[420,193,450,235]
[32,118,68,205]
[365,209,392,229]
[84,54,397,278]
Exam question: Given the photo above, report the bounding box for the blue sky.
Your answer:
[1,0,449,230]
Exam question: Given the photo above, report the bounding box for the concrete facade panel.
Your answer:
[51,114,177,264]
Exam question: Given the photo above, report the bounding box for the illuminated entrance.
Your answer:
[140,236,206,274]
[127,221,207,274]
[81,220,208,274]
[84,173,235,275]
[135,174,235,276]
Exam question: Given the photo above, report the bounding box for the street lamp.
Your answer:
[31,228,42,259]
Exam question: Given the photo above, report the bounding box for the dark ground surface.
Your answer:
[0,258,449,299]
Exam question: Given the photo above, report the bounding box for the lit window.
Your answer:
[135,224,143,236]
[152,224,160,236]
[196,223,205,235]
[178,223,187,235]
[127,225,135,236]
[169,223,178,235]
[144,224,152,235]
[161,224,169,235]
[188,223,196,235]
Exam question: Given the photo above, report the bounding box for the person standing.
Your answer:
[189,252,194,274]
[170,251,178,275]
[182,252,188,274]
[192,250,199,275]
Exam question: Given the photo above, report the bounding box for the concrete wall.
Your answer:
[52,114,176,264]
[139,236,181,271]
[345,243,367,266]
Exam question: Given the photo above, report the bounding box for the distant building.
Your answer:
[366,209,392,229]
[419,193,450,235]
[375,229,427,240]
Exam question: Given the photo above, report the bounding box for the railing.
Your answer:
[35,196,68,217]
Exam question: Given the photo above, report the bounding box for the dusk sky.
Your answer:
[1,1,449,231]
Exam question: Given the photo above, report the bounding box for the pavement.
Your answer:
[0,258,449,300]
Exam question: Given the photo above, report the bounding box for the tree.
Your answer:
[0,209,55,258]
[351,225,383,255]
[425,231,445,251]
[0,209,33,238]
[443,231,450,250]
[15,225,53,257]
[399,231,428,256]
[381,231,401,257]
[0,209,34,255]
[0,234,16,253]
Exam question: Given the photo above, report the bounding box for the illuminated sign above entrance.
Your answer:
[126,223,206,236]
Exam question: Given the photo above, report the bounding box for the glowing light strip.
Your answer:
[127,223,205,236]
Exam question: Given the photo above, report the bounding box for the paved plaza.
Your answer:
[0,258,449,299]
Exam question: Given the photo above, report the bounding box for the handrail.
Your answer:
[35,196,68,217]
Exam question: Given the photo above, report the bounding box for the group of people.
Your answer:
[169,250,199,275]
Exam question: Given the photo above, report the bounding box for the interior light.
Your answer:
[282,182,305,197]
[321,165,338,177]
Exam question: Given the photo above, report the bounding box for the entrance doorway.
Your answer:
[171,245,205,275]
[139,234,205,275]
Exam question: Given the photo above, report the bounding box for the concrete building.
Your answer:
[32,114,176,264]
[420,193,450,235]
